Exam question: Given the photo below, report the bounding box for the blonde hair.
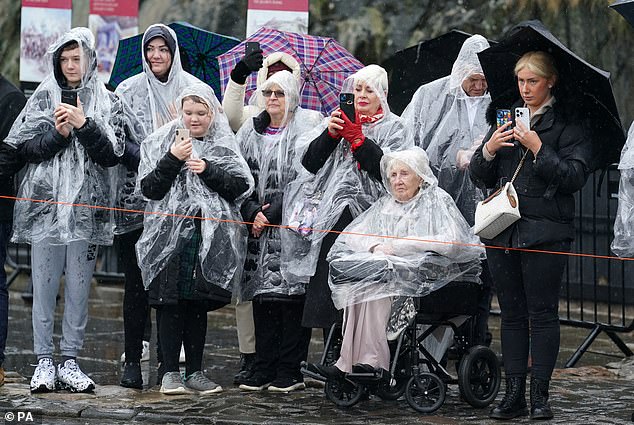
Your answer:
[514,51,558,84]
[182,95,211,113]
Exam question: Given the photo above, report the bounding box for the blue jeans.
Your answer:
[0,222,11,366]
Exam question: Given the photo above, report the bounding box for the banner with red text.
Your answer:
[246,0,309,37]
[89,0,139,83]
[20,0,73,84]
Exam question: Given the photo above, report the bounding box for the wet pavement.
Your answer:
[1,273,634,424]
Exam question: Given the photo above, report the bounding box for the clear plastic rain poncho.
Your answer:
[280,65,411,284]
[327,147,484,310]
[401,35,491,225]
[5,27,124,245]
[612,122,634,257]
[237,70,324,300]
[114,24,204,235]
[136,83,254,290]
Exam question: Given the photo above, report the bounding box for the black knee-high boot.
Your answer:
[490,376,528,420]
[530,377,553,420]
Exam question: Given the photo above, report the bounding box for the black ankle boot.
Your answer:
[530,377,553,420]
[490,376,528,419]
[120,362,142,389]
[233,353,256,384]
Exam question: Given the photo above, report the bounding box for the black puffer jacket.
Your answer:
[469,95,593,248]
[141,147,250,308]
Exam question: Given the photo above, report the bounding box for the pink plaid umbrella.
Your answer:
[217,27,364,115]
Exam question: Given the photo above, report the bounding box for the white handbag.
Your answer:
[473,150,528,239]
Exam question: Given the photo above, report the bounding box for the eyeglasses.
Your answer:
[262,89,285,98]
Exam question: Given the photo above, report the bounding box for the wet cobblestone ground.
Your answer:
[1,274,634,424]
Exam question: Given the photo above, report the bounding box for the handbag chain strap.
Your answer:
[509,149,529,184]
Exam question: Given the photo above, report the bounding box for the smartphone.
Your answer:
[175,128,190,144]
[515,107,530,131]
[245,41,260,56]
[496,109,512,128]
[61,89,77,107]
[339,92,355,123]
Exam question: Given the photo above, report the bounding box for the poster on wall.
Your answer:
[20,0,73,85]
[246,0,309,37]
[89,0,139,83]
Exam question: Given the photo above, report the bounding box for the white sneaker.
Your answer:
[30,358,56,393]
[120,340,150,363]
[56,359,95,393]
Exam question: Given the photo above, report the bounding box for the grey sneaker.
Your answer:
[184,371,223,395]
[160,371,188,395]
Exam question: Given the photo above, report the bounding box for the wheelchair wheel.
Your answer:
[325,378,363,408]
[405,372,446,413]
[458,345,501,408]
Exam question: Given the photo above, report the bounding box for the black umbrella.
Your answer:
[610,0,634,27]
[382,30,471,115]
[477,20,626,170]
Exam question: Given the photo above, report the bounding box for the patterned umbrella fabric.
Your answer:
[108,22,240,96]
[217,27,364,115]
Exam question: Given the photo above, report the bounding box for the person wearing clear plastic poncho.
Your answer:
[236,70,324,392]
[281,64,410,333]
[136,83,253,395]
[306,147,483,380]
[401,34,494,348]
[612,123,634,257]
[114,23,204,389]
[4,27,125,394]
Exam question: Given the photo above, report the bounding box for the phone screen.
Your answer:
[496,109,511,128]
[61,90,77,107]
[339,93,355,123]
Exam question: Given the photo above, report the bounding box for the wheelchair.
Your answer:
[301,280,501,413]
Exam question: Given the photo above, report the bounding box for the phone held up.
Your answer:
[339,93,355,123]
[175,128,190,144]
[61,89,77,107]
[496,109,512,128]
[245,41,260,56]
[515,107,530,131]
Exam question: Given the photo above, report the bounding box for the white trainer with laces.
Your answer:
[120,340,151,363]
[56,359,95,393]
[30,357,56,393]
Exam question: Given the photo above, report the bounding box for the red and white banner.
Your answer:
[246,0,309,37]
[89,0,140,83]
[20,0,72,83]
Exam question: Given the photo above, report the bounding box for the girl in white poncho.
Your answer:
[310,147,483,378]
[137,83,253,394]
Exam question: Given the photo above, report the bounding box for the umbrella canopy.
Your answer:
[382,30,471,115]
[610,0,634,27]
[107,22,240,95]
[217,27,364,115]
[477,20,626,170]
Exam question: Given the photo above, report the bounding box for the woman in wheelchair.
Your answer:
[307,147,484,382]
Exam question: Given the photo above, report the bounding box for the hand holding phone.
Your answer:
[496,109,512,128]
[339,93,355,123]
[243,42,263,72]
[171,128,192,161]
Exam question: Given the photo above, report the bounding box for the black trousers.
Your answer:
[118,228,152,363]
[252,296,312,381]
[486,241,569,380]
[157,300,208,376]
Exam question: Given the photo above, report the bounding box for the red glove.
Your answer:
[339,110,365,150]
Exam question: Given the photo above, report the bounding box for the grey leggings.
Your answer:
[31,240,97,359]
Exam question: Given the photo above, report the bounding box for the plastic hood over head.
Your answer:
[341,64,391,116]
[137,83,254,292]
[257,70,299,127]
[448,34,490,95]
[380,147,438,196]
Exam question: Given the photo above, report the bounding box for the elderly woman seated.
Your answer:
[310,146,483,380]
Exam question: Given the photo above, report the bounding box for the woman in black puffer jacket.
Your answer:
[469,51,593,421]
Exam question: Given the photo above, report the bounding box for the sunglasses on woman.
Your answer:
[262,89,285,98]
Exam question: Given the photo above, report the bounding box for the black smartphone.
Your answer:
[339,92,355,123]
[245,41,260,56]
[61,89,77,107]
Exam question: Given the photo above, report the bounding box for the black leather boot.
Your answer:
[490,376,528,419]
[530,377,554,420]
[120,362,142,389]
[233,353,256,385]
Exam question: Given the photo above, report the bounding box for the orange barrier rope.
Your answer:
[2,194,633,261]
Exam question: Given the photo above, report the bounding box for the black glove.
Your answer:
[230,49,264,85]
